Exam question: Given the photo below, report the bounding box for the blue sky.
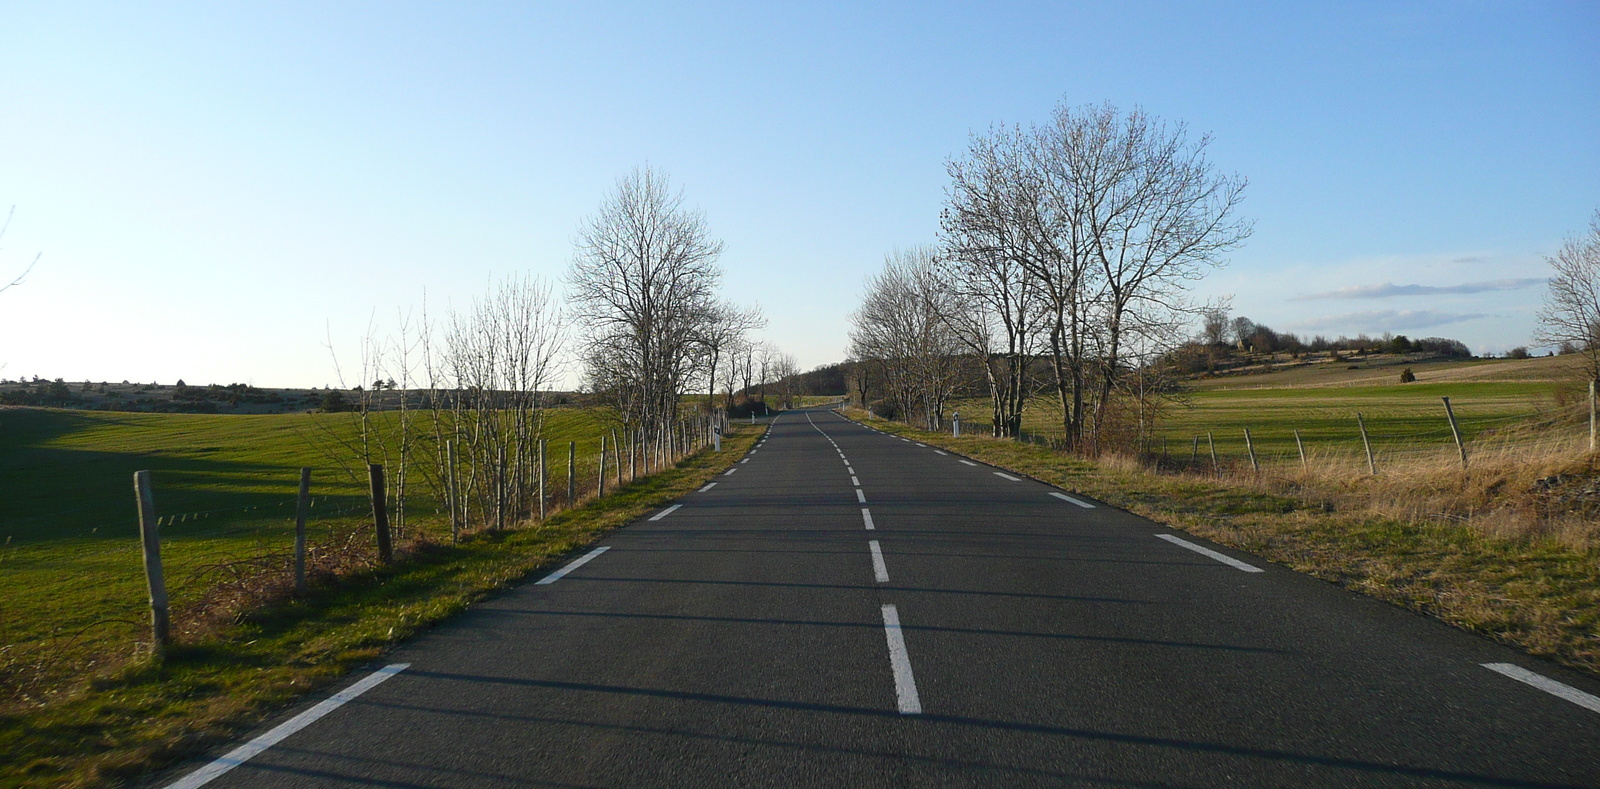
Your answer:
[0,1,1595,388]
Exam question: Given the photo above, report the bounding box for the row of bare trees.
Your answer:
[324,166,782,539]
[851,101,1251,452]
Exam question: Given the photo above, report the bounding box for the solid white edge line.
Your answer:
[698,482,718,492]
[1483,663,1600,714]
[861,508,875,530]
[869,539,890,583]
[1154,534,1264,573]
[165,663,410,789]
[958,460,978,467]
[648,504,683,522]
[1049,491,1096,509]
[881,604,922,715]
[856,488,867,503]
[993,472,1021,482]
[536,545,612,584]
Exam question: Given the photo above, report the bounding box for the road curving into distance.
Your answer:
[160,406,1600,788]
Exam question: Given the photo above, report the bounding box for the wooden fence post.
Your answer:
[133,470,170,657]
[1191,435,1200,464]
[1244,428,1260,477]
[566,441,576,507]
[295,467,310,594]
[369,464,393,562]
[1357,413,1377,475]
[1294,429,1308,474]
[1442,396,1468,469]
[597,435,607,498]
[1206,432,1220,477]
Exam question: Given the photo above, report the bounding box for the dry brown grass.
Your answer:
[1157,428,1600,552]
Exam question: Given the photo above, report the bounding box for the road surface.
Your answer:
[162,407,1600,788]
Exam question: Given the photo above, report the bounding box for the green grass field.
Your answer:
[957,355,1583,467]
[0,405,627,706]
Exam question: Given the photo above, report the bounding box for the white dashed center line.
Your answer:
[933,450,947,456]
[698,482,718,492]
[856,488,867,503]
[648,504,683,521]
[958,460,978,467]
[1049,491,1096,508]
[1155,534,1264,573]
[724,467,738,476]
[993,472,1021,482]
[861,508,875,530]
[850,476,860,486]
[1483,663,1600,714]
[869,540,890,582]
[881,604,922,715]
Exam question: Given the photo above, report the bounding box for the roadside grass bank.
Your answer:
[840,408,1600,681]
[0,421,760,789]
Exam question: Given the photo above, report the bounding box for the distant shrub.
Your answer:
[1400,367,1416,383]
[1508,346,1531,360]
[320,390,352,412]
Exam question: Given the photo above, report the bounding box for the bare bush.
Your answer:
[1535,209,1600,382]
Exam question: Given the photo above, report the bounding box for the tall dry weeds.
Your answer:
[1136,424,1600,552]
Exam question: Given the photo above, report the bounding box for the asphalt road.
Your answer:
[163,407,1600,788]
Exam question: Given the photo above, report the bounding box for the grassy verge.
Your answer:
[0,423,760,789]
[841,408,1600,680]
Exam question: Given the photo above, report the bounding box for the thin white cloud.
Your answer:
[1289,309,1490,334]
[1292,278,1545,301]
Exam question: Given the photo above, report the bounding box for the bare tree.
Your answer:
[772,351,800,410]
[695,300,764,413]
[1200,302,1232,346]
[568,166,723,441]
[1041,103,1250,449]
[0,207,40,299]
[849,246,963,428]
[1536,209,1600,382]
[717,336,753,410]
[1228,316,1256,351]
[942,128,1049,437]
